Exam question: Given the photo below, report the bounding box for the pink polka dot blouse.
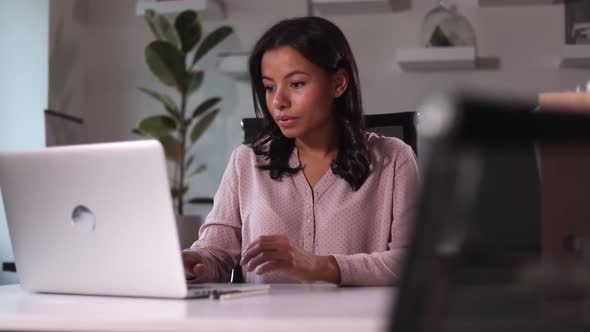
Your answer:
[188,132,419,286]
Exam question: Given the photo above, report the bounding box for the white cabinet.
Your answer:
[216,52,250,81]
[478,0,561,7]
[396,47,476,71]
[559,45,590,68]
[312,0,395,15]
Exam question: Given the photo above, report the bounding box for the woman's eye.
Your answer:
[291,81,305,88]
[264,85,274,92]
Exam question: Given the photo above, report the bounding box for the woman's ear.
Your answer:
[332,68,349,98]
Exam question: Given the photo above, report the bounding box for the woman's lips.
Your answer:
[276,116,298,127]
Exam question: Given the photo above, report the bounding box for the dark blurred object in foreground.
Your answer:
[390,91,590,332]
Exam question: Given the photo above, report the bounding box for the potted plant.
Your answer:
[134,9,233,248]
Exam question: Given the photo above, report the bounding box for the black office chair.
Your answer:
[2,262,16,272]
[229,112,418,283]
[241,112,418,155]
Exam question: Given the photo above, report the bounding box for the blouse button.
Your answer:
[306,231,311,236]
[306,218,311,223]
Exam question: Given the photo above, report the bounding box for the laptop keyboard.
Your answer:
[186,285,242,299]
[187,284,209,289]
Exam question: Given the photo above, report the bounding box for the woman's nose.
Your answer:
[273,87,290,110]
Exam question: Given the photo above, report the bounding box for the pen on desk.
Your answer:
[218,288,270,301]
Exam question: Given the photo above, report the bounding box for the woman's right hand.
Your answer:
[181,250,209,281]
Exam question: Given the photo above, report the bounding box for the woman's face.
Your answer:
[261,46,347,139]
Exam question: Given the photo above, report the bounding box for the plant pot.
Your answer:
[175,214,203,250]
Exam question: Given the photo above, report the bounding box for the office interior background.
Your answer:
[1,0,589,286]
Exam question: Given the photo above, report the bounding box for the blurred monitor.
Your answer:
[390,92,590,332]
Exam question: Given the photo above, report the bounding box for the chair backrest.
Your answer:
[241,112,418,155]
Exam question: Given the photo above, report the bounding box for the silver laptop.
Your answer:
[0,140,268,298]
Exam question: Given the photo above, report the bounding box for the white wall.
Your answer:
[49,0,590,217]
[0,0,49,285]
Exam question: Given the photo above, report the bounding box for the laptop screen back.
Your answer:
[0,140,189,298]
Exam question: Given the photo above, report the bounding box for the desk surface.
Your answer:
[0,284,394,332]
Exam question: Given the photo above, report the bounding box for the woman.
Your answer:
[182,16,419,286]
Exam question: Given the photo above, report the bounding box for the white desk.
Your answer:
[0,284,394,332]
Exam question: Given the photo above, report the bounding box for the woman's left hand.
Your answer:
[240,235,341,283]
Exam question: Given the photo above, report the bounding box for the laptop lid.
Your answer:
[390,92,590,331]
[0,140,189,298]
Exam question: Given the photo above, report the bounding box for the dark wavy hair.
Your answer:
[248,16,370,191]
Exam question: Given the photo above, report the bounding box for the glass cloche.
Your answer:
[421,0,477,49]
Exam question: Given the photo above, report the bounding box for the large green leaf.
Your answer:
[191,26,233,66]
[137,87,180,120]
[137,115,176,138]
[191,97,221,120]
[131,128,145,136]
[188,164,207,177]
[187,197,214,205]
[144,10,164,40]
[144,9,181,50]
[145,41,186,91]
[158,135,182,162]
[174,10,202,53]
[186,70,204,96]
[190,109,219,144]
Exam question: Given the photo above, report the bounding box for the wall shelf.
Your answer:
[135,0,225,20]
[396,47,477,72]
[559,45,590,68]
[312,0,395,15]
[216,51,250,81]
[478,0,561,7]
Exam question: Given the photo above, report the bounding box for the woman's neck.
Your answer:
[295,121,339,159]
